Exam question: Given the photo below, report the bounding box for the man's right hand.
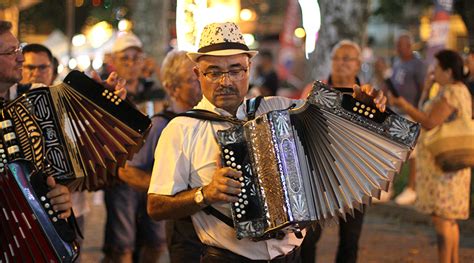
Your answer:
[202,167,242,204]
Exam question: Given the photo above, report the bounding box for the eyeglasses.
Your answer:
[331,56,359,63]
[117,55,144,63]
[23,64,52,72]
[0,43,25,56]
[201,68,248,83]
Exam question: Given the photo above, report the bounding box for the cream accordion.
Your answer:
[217,81,420,239]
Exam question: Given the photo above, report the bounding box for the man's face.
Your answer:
[331,46,361,80]
[396,36,412,58]
[174,62,202,109]
[21,51,53,85]
[194,54,250,115]
[0,31,24,84]
[112,47,144,85]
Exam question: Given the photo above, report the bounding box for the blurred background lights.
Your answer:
[294,27,306,38]
[243,33,255,46]
[68,58,77,69]
[92,57,103,70]
[87,21,113,48]
[240,8,255,21]
[77,55,91,70]
[118,19,132,31]
[72,34,86,47]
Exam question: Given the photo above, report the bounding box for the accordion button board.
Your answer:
[218,81,420,240]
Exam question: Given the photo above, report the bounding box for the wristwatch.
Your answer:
[194,186,207,207]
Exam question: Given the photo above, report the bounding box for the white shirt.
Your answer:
[149,96,305,260]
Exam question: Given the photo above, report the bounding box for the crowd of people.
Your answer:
[0,17,472,263]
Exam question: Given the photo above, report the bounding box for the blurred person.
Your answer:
[389,49,471,263]
[389,33,427,206]
[20,43,54,86]
[465,51,474,118]
[154,50,203,263]
[103,32,165,263]
[371,56,392,91]
[300,40,381,263]
[251,49,279,96]
[142,56,158,80]
[20,42,91,262]
[147,22,386,263]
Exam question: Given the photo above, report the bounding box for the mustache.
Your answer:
[214,86,239,96]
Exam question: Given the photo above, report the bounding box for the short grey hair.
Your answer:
[160,50,195,95]
[396,31,413,44]
[330,40,362,61]
[0,20,12,35]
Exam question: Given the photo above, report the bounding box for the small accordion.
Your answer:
[0,71,151,261]
[10,70,151,191]
[217,81,420,239]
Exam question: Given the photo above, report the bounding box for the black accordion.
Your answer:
[217,81,420,239]
[0,71,151,261]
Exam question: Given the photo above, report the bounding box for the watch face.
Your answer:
[195,188,204,204]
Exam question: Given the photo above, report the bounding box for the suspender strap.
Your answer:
[245,96,263,120]
[202,206,234,228]
[176,109,244,125]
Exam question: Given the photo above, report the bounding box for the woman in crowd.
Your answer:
[389,49,471,263]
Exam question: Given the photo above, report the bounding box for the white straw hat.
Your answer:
[187,22,258,62]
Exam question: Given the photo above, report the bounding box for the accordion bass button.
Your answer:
[234,202,239,207]
[352,107,358,112]
[244,200,248,205]
[236,208,241,212]
[48,210,54,215]
[224,149,229,153]
[241,210,246,215]
[243,194,247,199]
[44,203,50,208]
[40,196,46,201]
[224,155,230,159]
[237,165,242,170]
[230,157,235,161]
[226,161,231,166]
[237,214,242,218]
[52,217,58,222]
[240,182,245,187]
[229,151,234,155]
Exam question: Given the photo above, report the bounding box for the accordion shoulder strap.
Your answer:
[176,109,243,125]
[202,206,234,228]
[245,96,263,120]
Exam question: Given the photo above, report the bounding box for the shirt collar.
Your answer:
[194,96,245,118]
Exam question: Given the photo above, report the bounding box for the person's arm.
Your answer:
[46,176,72,219]
[390,94,455,130]
[147,167,242,221]
[118,165,151,192]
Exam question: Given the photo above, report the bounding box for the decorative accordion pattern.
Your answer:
[7,70,151,191]
[0,70,151,261]
[217,81,420,239]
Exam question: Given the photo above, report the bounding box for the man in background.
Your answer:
[389,33,426,205]
[102,32,164,263]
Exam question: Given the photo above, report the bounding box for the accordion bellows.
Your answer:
[217,81,420,239]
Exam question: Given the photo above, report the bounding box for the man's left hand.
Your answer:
[45,176,72,219]
[91,71,127,100]
[353,84,387,112]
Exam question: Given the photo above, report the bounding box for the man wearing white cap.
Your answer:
[148,22,387,262]
[103,32,165,263]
